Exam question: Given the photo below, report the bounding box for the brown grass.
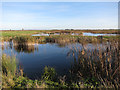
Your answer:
[67,40,120,88]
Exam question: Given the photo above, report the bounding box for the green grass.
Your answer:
[1,31,41,37]
[2,54,17,76]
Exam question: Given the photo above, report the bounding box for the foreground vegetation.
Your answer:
[2,54,68,88]
[67,40,120,88]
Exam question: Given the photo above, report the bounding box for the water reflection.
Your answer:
[3,40,111,54]
[14,44,38,53]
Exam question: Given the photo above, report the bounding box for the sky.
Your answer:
[1,2,118,30]
[1,0,120,2]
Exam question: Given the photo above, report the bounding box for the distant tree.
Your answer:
[22,28,24,31]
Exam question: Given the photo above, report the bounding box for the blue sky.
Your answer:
[2,2,118,30]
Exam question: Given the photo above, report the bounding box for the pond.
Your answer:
[32,33,49,36]
[1,41,108,79]
[83,32,118,36]
[32,32,118,36]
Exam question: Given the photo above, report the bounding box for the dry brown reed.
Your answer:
[68,40,120,88]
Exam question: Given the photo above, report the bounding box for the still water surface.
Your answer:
[83,33,117,36]
[2,42,108,79]
[32,32,118,36]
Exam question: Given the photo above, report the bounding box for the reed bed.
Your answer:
[67,40,120,88]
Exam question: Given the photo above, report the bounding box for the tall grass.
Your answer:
[2,54,17,76]
[68,40,120,88]
[2,54,18,88]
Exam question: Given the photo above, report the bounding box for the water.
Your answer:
[32,32,118,36]
[83,32,117,36]
[1,41,110,79]
[2,42,73,79]
[32,33,49,36]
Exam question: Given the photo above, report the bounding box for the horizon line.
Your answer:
[0,28,120,31]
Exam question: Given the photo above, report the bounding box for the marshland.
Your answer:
[1,30,120,88]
